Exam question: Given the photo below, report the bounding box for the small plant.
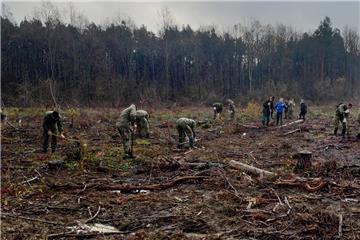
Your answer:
[67,108,80,128]
[239,100,261,121]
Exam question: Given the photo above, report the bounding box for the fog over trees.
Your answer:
[1,3,359,106]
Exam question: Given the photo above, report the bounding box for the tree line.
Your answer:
[1,4,360,107]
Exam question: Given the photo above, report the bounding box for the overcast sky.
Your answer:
[3,1,359,34]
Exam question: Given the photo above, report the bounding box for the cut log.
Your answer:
[283,128,301,136]
[229,160,276,178]
[294,150,312,172]
[278,119,304,128]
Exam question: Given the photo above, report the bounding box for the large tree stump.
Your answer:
[294,150,312,172]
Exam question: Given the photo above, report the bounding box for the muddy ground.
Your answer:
[1,106,360,239]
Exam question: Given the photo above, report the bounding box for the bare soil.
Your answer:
[1,107,360,239]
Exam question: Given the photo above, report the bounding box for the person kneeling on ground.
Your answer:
[43,111,65,153]
[135,109,150,138]
[116,104,137,159]
[212,102,223,120]
[334,103,352,139]
[299,99,307,120]
[176,117,196,149]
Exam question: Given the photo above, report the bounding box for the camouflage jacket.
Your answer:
[43,111,63,133]
[336,104,349,118]
[116,104,137,128]
[227,99,235,112]
[176,118,196,130]
[213,102,223,111]
[135,110,149,120]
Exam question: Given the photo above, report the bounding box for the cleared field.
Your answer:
[1,106,360,239]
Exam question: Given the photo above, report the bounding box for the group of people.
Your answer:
[212,99,236,121]
[1,98,358,160]
[261,96,308,127]
[39,101,360,158]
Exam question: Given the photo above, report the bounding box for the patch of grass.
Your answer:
[64,161,79,170]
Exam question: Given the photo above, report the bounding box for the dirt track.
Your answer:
[1,107,360,239]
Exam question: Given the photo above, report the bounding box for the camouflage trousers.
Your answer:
[213,110,222,120]
[117,126,133,156]
[177,125,194,148]
[43,124,58,153]
[334,115,349,137]
[229,110,235,121]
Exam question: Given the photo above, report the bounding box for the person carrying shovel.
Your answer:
[42,111,65,153]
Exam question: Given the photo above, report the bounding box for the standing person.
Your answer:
[43,111,64,153]
[227,99,236,121]
[135,109,150,138]
[299,99,308,120]
[284,99,289,119]
[262,99,272,127]
[269,96,275,119]
[275,98,286,126]
[176,118,196,148]
[287,99,296,119]
[334,103,352,139]
[212,102,223,120]
[116,104,137,159]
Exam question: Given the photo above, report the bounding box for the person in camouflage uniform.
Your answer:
[176,118,196,148]
[213,102,223,120]
[116,104,137,159]
[227,99,236,121]
[287,99,296,119]
[135,109,150,138]
[334,103,352,138]
[43,111,64,153]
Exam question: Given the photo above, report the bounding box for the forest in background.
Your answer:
[1,3,360,107]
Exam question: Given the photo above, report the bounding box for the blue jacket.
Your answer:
[275,102,286,113]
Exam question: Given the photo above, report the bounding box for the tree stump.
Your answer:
[48,160,64,170]
[294,150,312,172]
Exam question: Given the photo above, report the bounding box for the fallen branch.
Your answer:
[6,121,18,130]
[48,176,206,193]
[283,128,301,136]
[278,119,304,128]
[229,160,276,178]
[21,176,39,184]
[85,206,101,223]
[238,124,260,129]
[48,231,130,239]
[274,178,328,192]
[338,214,343,238]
